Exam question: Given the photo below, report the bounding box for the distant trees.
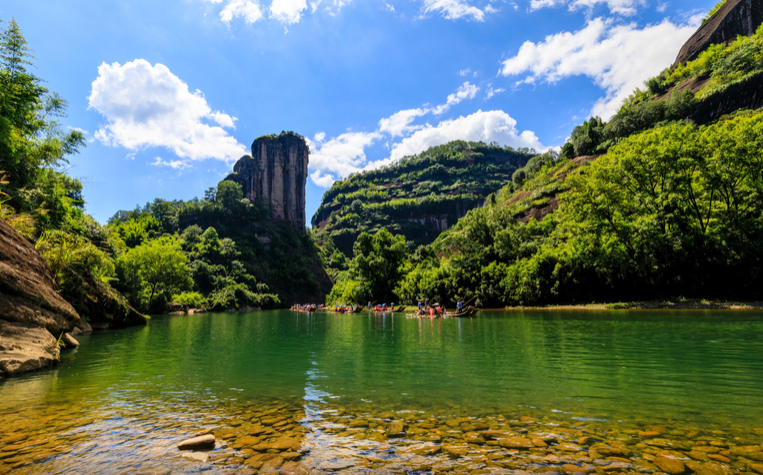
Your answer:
[327,228,408,304]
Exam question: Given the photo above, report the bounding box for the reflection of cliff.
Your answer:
[227,133,309,233]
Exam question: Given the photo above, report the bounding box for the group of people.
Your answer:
[415,299,465,316]
[369,302,396,312]
[291,304,322,312]
[333,304,356,312]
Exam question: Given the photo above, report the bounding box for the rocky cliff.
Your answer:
[673,0,763,68]
[0,219,87,378]
[226,132,309,233]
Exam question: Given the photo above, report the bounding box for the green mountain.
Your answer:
[311,141,535,255]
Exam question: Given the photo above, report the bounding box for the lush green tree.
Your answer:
[0,19,85,226]
[116,236,193,312]
[349,228,408,302]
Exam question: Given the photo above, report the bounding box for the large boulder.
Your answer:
[673,0,763,68]
[0,219,83,336]
[0,320,60,378]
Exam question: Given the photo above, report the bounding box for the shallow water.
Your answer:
[1,309,762,474]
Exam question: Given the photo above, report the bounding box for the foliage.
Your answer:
[116,236,193,313]
[704,0,727,23]
[327,228,408,304]
[389,111,763,306]
[512,151,559,186]
[314,141,534,257]
[171,291,207,309]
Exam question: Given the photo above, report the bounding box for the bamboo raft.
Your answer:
[405,306,478,318]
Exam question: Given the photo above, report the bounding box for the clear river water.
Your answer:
[1,309,762,474]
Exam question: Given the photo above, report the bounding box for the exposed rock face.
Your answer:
[226,134,309,233]
[672,0,763,68]
[0,218,90,377]
[0,219,82,336]
[0,320,60,378]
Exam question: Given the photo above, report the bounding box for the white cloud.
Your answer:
[530,0,646,16]
[205,0,264,24]
[484,4,498,13]
[433,81,479,114]
[499,18,698,119]
[388,110,543,162]
[378,108,428,137]
[270,0,308,23]
[422,0,485,21]
[384,2,396,12]
[486,87,505,99]
[310,170,336,187]
[89,59,247,165]
[307,131,382,179]
[459,68,472,76]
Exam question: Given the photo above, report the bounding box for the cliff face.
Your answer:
[227,133,309,233]
[0,219,87,378]
[673,0,763,68]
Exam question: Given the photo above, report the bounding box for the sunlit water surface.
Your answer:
[1,310,762,474]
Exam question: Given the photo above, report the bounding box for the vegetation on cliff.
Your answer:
[313,141,535,256]
[561,25,763,160]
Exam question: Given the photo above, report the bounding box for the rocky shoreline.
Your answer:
[2,397,762,474]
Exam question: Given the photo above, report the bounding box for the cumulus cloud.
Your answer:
[378,108,428,137]
[459,68,472,76]
[499,18,697,119]
[206,0,264,24]
[88,59,247,165]
[388,110,542,162]
[530,0,646,16]
[307,131,382,184]
[270,0,308,23]
[422,0,486,21]
[433,82,479,114]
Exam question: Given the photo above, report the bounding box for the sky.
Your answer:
[2,0,714,225]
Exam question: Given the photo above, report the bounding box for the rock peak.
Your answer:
[227,132,309,233]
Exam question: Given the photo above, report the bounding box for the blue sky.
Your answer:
[3,0,713,225]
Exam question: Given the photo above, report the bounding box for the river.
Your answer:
[1,310,762,474]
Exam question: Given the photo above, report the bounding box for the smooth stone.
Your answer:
[318,460,355,470]
[61,332,79,348]
[499,437,535,449]
[386,421,405,437]
[180,451,210,463]
[655,455,686,474]
[177,434,215,451]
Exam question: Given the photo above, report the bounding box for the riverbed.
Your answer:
[1,310,762,474]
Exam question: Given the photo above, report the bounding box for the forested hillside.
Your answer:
[312,141,535,255]
[107,183,332,312]
[324,18,763,308]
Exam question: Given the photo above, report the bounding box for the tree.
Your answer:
[0,18,85,226]
[350,228,408,301]
[117,236,193,311]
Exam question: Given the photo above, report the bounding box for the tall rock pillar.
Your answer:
[226,133,309,233]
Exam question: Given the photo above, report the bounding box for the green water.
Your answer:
[1,309,763,473]
[4,309,763,423]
